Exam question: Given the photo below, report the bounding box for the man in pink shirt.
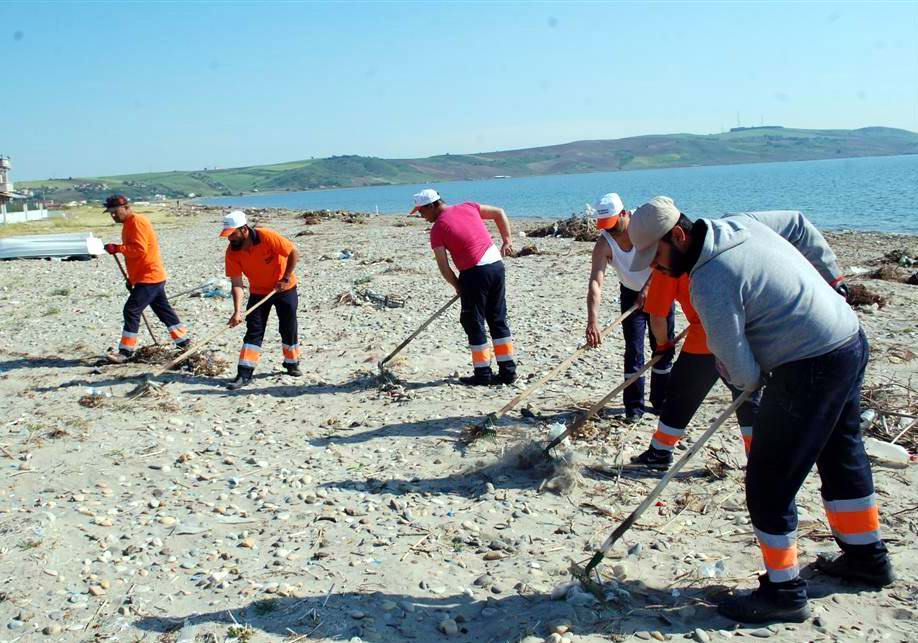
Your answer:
[412,188,517,386]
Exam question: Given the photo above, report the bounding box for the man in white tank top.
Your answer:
[585,193,675,420]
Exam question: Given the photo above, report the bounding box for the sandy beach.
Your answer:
[0,207,915,642]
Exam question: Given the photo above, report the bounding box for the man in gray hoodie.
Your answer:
[628,196,893,624]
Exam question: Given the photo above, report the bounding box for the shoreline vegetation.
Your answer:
[18,126,918,203]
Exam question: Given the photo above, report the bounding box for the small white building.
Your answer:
[0,155,51,225]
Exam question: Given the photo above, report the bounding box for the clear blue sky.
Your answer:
[4,1,917,179]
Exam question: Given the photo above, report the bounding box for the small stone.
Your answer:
[748,629,773,638]
[548,635,563,643]
[438,618,458,636]
[240,538,256,549]
[635,633,651,641]
[158,516,177,527]
[43,624,63,635]
[521,637,545,643]
[650,631,665,641]
[349,610,366,620]
[88,585,105,596]
[693,629,711,643]
[550,623,571,635]
[483,551,505,561]
[99,579,111,589]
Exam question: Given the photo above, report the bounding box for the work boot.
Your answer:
[285,363,303,377]
[459,367,494,386]
[718,574,811,624]
[629,446,673,470]
[815,553,895,588]
[176,339,192,351]
[624,408,645,424]
[106,350,133,365]
[497,364,517,385]
[226,368,254,391]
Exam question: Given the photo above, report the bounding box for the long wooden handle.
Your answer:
[583,389,754,575]
[113,254,161,345]
[379,294,460,368]
[151,290,277,377]
[494,303,640,419]
[544,327,689,452]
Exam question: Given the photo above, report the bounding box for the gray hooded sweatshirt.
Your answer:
[689,218,859,391]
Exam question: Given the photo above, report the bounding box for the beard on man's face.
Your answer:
[229,236,244,250]
[659,242,692,277]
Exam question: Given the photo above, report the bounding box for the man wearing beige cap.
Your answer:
[585,192,673,421]
[628,196,892,623]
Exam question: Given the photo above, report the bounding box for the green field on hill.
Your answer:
[20,126,918,202]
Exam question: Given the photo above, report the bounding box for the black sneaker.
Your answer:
[718,576,810,624]
[497,368,517,385]
[226,372,253,390]
[285,364,303,377]
[629,446,673,470]
[815,553,895,588]
[624,408,645,423]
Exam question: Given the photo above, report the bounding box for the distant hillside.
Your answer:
[21,126,918,202]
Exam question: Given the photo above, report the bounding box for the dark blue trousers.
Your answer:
[747,329,887,600]
[458,262,515,376]
[651,351,761,452]
[238,288,300,373]
[119,282,188,354]
[620,283,674,413]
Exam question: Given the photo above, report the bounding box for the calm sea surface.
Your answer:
[202,154,918,233]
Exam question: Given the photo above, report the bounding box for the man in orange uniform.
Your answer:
[103,195,190,363]
[631,272,760,469]
[221,210,301,390]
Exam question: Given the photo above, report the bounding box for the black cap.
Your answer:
[103,194,129,211]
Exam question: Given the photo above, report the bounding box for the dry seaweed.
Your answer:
[527,216,598,242]
[512,244,541,257]
[847,283,888,308]
[133,345,228,376]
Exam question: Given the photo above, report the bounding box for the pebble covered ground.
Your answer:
[0,208,915,642]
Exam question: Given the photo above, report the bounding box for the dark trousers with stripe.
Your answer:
[620,283,674,413]
[119,282,188,354]
[747,329,886,600]
[458,262,515,377]
[238,287,299,373]
[650,351,761,453]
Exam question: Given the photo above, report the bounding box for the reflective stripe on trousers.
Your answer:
[119,330,139,353]
[239,343,262,369]
[823,494,881,546]
[754,527,799,583]
[492,336,514,363]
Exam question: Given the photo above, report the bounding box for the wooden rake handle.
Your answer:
[543,327,689,453]
[582,388,755,576]
[113,254,160,345]
[379,294,460,369]
[493,303,640,420]
[150,289,277,378]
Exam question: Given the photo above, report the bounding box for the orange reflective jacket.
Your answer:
[118,214,167,285]
[225,227,298,295]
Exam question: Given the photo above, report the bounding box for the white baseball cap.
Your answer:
[594,193,625,230]
[219,210,247,237]
[628,196,682,271]
[410,188,441,213]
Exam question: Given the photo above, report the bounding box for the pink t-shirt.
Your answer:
[429,202,495,272]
